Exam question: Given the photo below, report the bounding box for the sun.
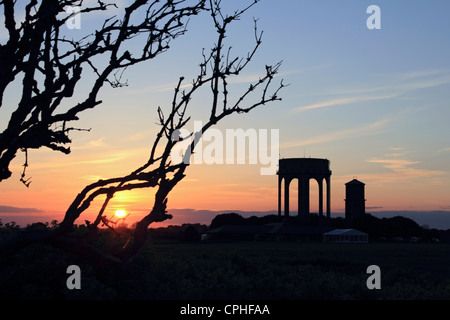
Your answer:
[115,209,127,218]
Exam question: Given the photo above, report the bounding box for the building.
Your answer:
[345,179,365,221]
[323,229,368,243]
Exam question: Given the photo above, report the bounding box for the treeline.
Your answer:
[147,224,208,241]
[348,214,442,242]
[209,212,281,229]
[0,212,447,243]
[207,212,444,243]
[0,220,59,241]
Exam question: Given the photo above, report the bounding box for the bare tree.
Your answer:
[0,0,206,183]
[0,0,284,263]
[60,0,285,260]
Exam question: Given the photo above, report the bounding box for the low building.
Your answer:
[323,229,368,243]
[202,222,333,242]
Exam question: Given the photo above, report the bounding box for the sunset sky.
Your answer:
[1,0,450,229]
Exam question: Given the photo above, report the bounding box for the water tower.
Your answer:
[345,179,366,221]
[277,158,331,222]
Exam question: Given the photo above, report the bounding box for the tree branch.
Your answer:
[0,0,207,183]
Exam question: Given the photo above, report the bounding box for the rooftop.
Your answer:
[345,179,365,185]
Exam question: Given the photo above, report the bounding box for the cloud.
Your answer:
[396,73,450,92]
[366,157,445,180]
[386,69,450,81]
[293,94,395,113]
[0,205,44,214]
[367,158,420,171]
[72,137,108,150]
[280,118,391,149]
[437,146,450,153]
[384,153,404,157]
[120,129,155,143]
[28,152,131,170]
[292,69,450,113]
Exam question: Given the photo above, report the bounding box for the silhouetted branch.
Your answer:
[59,0,284,261]
[0,0,207,182]
[19,148,31,188]
[0,0,284,263]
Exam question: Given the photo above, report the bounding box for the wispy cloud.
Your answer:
[437,146,450,153]
[72,137,108,150]
[293,94,395,113]
[292,69,450,113]
[0,205,44,214]
[367,158,420,171]
[19,151,134,171]
[119,129,158,143]
[366,157,445,180]
[120,61,290,96]
[280,118,391,149]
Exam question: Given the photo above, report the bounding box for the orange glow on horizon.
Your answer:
[1,141,449,229]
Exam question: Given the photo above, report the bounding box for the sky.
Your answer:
[1,0,450,229]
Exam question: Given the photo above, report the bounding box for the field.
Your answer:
[2,239,450,300]
[130,241,450,300]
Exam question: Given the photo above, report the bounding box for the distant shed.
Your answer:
[323,229,368,243]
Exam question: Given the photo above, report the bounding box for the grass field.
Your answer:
[129,241,450,300]
[1,240,450,300]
